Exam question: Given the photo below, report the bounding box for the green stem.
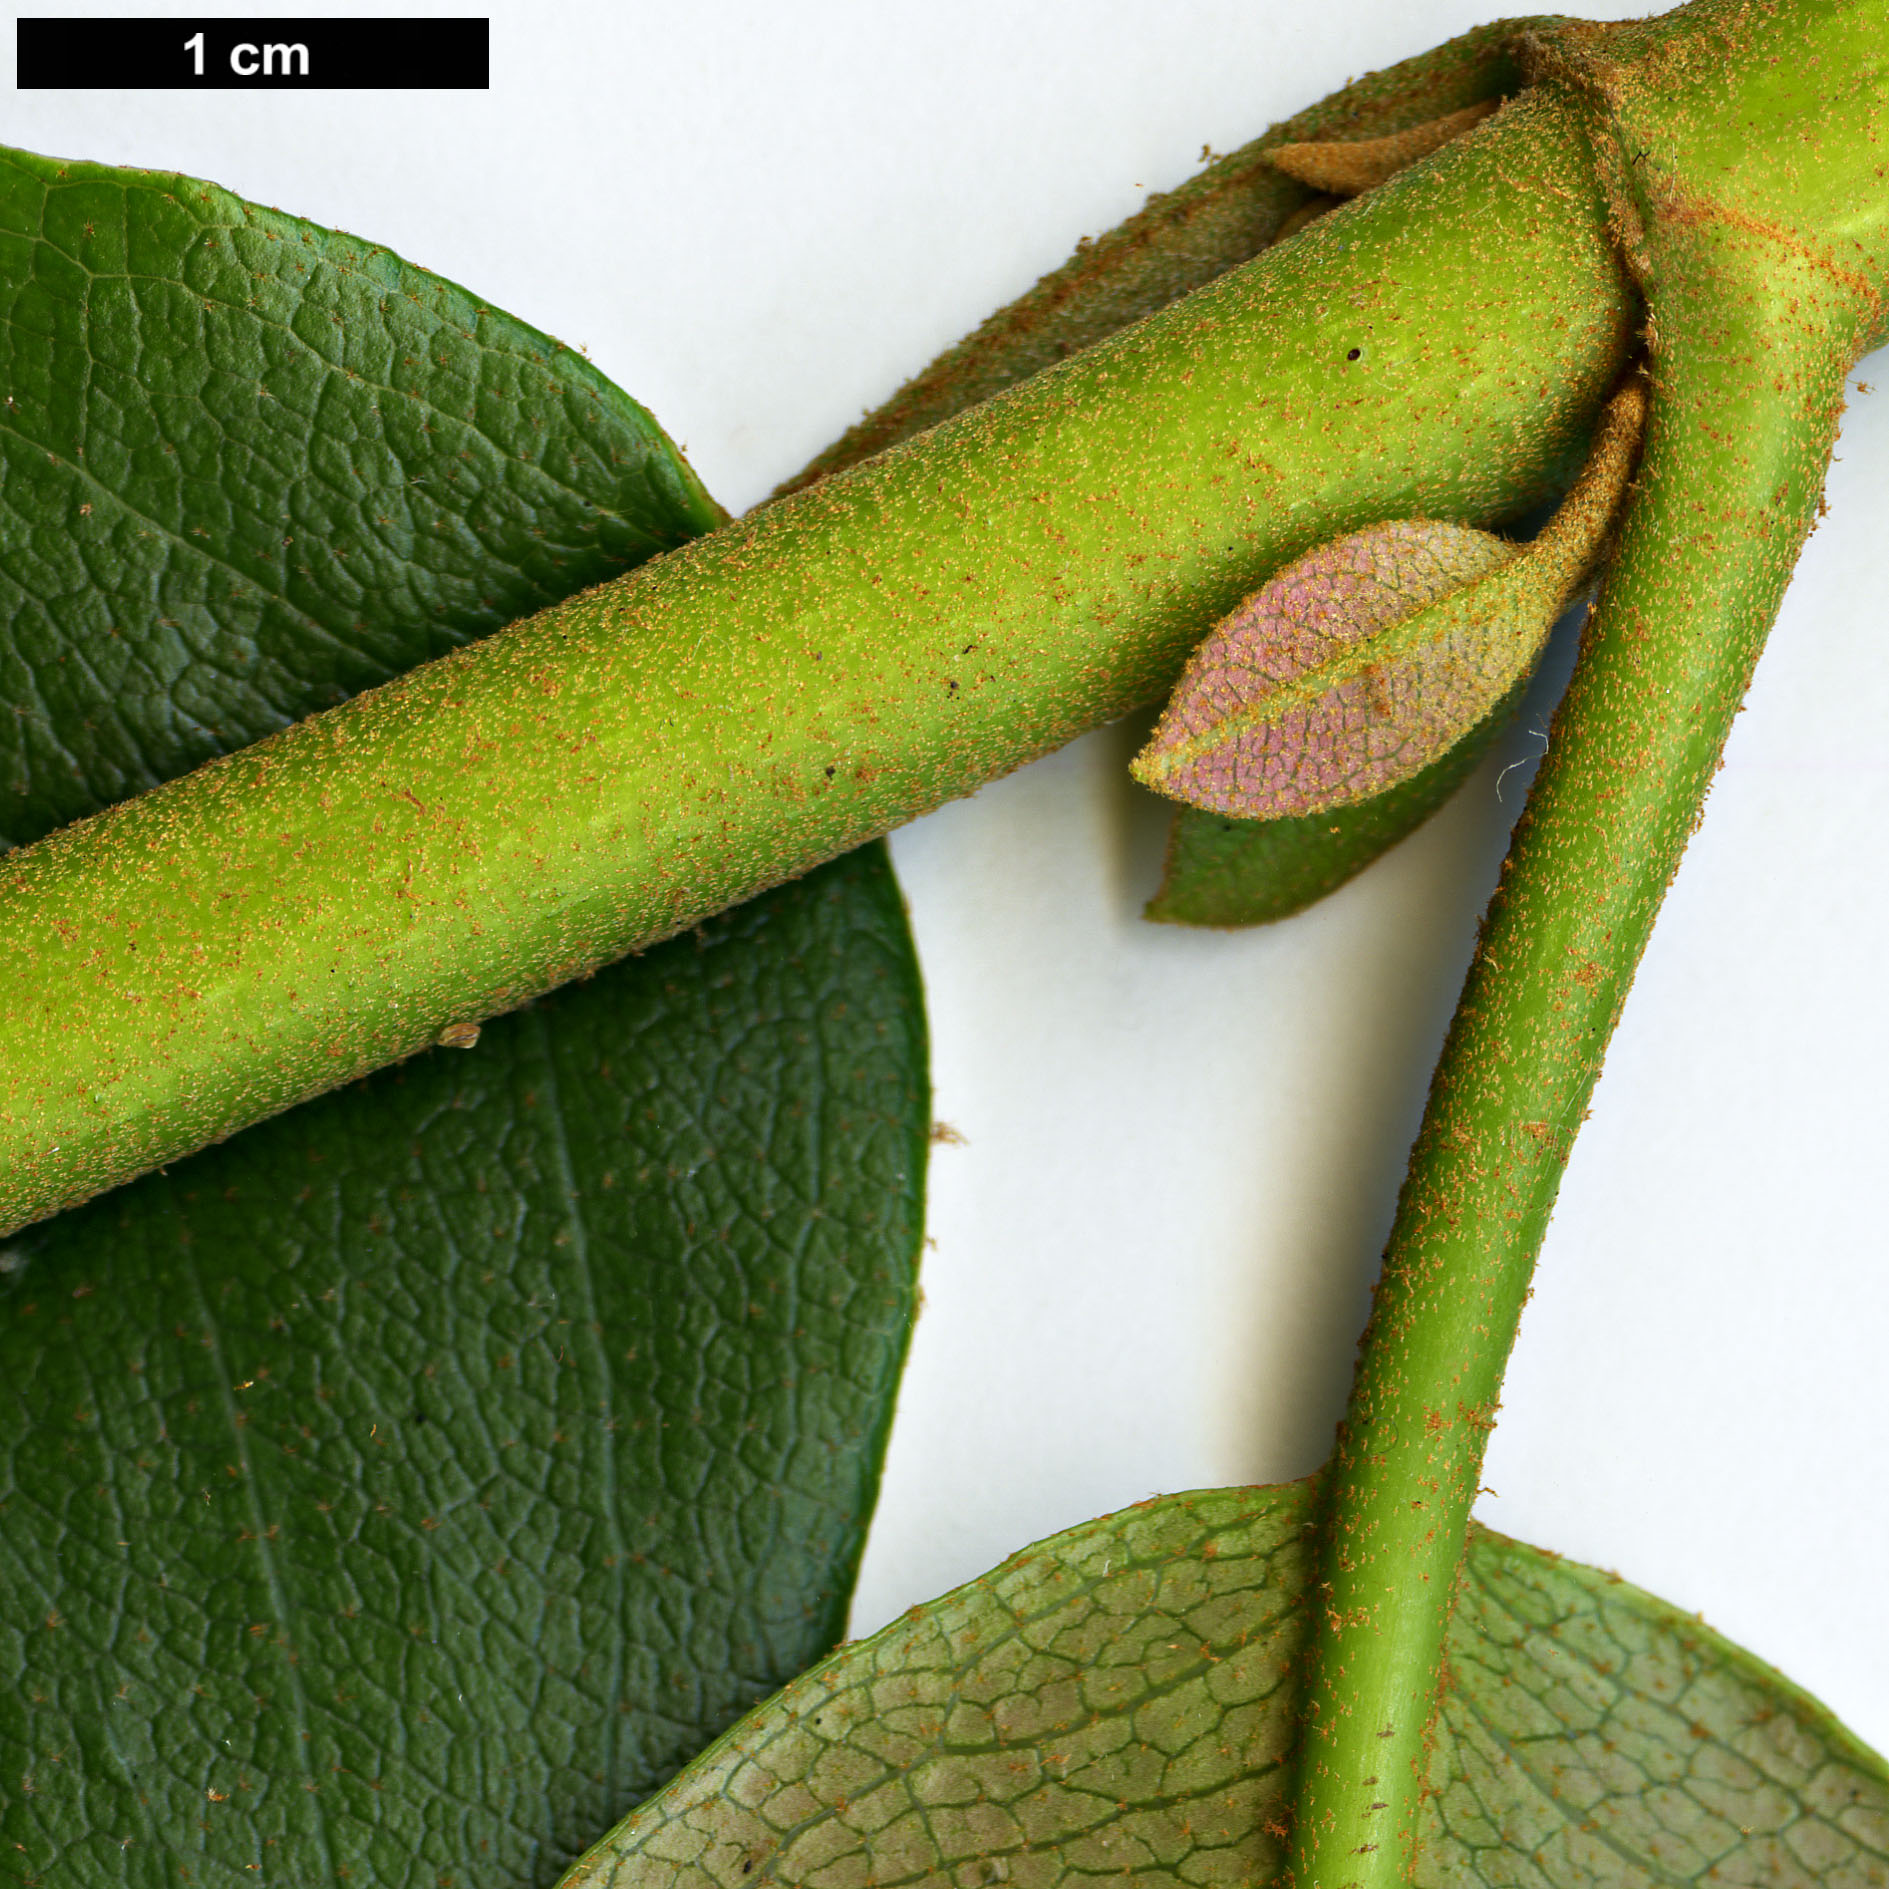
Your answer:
[1288,5,1887,1879]
[0,95,1631,1238]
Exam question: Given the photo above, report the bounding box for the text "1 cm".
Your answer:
[183,31,309,77]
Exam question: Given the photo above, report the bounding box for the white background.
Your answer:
[8,0,1887,1758]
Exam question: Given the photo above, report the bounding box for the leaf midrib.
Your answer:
[182,1246,340,1883]
[531,1004,629,1823]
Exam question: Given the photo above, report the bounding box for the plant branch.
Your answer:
[0,95,1630,1237]
[1289,3,1888,1880]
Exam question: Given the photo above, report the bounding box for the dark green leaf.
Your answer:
[0,842,928,1889]
[0,138,933,1886]
[0,142,723,849]
[566,1480,1889,1889]
[1146,713,1499,927]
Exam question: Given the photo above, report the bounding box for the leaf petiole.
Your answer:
[1289,6,1889,1880]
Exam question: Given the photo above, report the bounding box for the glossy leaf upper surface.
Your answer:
[0,142,722,848]
[0,845,928,1889]
[0,144,930,1888]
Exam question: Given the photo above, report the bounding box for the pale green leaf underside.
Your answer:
[564,1481,1889,1889]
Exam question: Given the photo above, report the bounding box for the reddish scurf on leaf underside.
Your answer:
[1132,374,1646,819]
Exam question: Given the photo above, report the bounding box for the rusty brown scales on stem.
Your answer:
[0,72,1634,1236]
[2,8,1887,1888]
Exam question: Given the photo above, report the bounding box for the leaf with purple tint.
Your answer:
[1133,519,1515,817]
[1133,378,1645,822]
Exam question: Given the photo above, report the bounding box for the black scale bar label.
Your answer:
[17,17,489,88]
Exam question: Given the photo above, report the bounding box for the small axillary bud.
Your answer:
[1131,375,1647,821]
[1265,100,1500,199]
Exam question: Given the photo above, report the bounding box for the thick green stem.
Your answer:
[0,96,1631,1237]
[1288,4,1888,1880]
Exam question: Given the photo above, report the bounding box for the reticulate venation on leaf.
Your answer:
[0,144,930,1889]
[5,5,1889,1888]
[0,142,722,850]
[562,1482,1889,1889]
